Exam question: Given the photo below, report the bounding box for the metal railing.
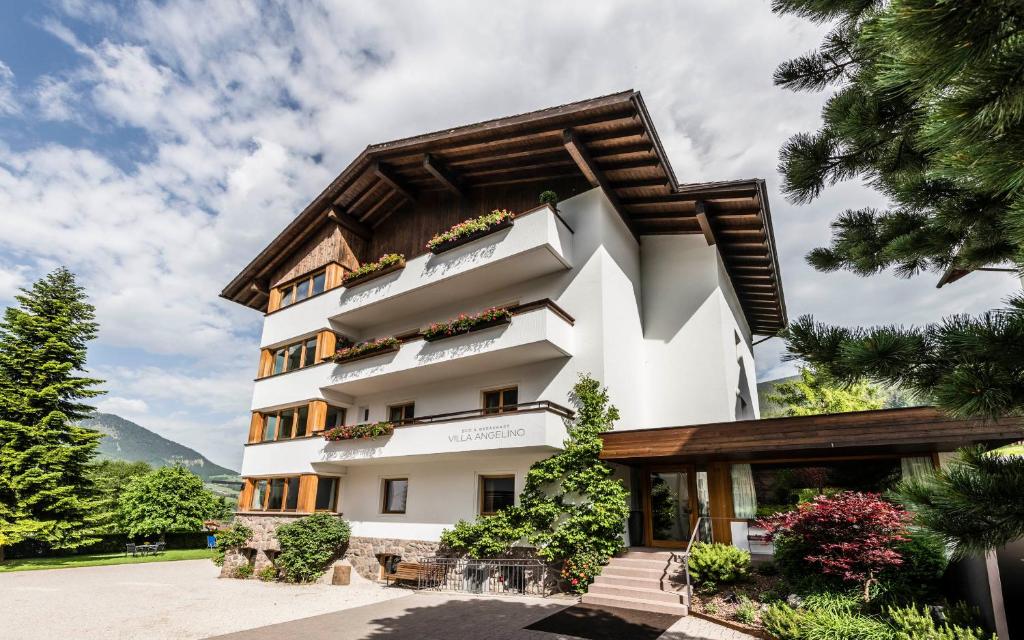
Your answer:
[391,401,574,427]
[680,515,713,596]
[415,557,555,596]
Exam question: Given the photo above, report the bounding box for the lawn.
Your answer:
[0,548,214,573]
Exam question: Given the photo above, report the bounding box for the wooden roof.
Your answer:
[221,90,787,334]
[599,407,1024,463]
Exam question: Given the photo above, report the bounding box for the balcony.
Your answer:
[240,402,573,476]
[251,303,574,410]
[259,204,573,347]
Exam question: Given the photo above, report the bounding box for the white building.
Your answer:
[220,91,788,578]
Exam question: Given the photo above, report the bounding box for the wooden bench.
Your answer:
[384,561,445,588]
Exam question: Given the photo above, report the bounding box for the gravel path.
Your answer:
[0,559,409,640]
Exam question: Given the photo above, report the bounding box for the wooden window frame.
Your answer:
[482,386,519,414]
[478,474,516,516]
[248,476,301,512]
[314,476,340,512]
[262,333,329,378]
[260,404,313,442]
[381,477,409,514]
[273,268,328,311]
[387,402,415,424]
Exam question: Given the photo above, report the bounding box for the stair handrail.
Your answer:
[681,515,711,598]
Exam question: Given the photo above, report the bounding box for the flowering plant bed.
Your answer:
[333,337,401,364]
[342,253,405,288]
[324,421,395,441]
[423,307,512,342]
[426,209,515,254]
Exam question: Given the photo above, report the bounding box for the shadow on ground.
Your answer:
[205,592,576,640]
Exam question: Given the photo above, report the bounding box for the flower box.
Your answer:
[324,421,395,442]
[427,210,515,254]
[342,254,406,288]
[333,337,401,364]
[423,307,512,342]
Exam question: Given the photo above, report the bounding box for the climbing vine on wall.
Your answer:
[440,374,630,593]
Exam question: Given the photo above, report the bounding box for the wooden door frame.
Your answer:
[641,464,698,548]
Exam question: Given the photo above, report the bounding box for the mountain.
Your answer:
[81,413,241,498]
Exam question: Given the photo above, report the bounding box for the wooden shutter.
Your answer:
[316,331,337,363]
[238,479,255,510]
[308,400,327,434]
[247,413,264,444]
[325,263,345,289]
[297,475,317,513]
[257,349,274,378]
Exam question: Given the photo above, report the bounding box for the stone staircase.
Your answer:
[581,549,689,616]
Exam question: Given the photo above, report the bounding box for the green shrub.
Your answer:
[275,513,351,583]
[687,542,750,584]
[888,604,995,640]
[257,564,278,582]
[763,602,804,640]
[232,563,254,579]
[878,532,948,604]
[704,600,720,616]
[735,595,758,624]
[801,609,894,640]
[439,509,527,558]
[213,523,253,567]
[773,533,845,593]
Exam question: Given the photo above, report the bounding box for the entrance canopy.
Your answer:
[600,407,1024,464]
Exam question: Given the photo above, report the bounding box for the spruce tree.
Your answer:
[0,267,104,561]
[770,0,1024,417]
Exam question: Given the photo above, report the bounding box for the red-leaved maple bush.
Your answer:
[756,491,911,601]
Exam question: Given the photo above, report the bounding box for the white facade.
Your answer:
[240,187,760,541]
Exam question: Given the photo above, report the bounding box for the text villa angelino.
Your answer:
[449,423,527,444]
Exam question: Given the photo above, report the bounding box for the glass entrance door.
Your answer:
[645,468,695,547]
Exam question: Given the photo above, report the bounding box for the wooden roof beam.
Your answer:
[562,128,637,239]
[422,153,464,197]
[695,201,716,246]
[359,189,399,223]
[373,162,415,203]
[327,205,372,240]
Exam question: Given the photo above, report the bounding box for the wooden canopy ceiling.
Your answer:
[221,90,787,334]
[599,407,1024,463]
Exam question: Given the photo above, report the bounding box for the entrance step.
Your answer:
[600,565,666,580]
[580,593,688,616]
[607,557,670,570]
[619,548,676,560]
[593,573,663,590]
[586,583,685,605]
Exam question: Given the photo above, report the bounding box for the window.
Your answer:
[382,478,408,514]
[276,268,328,309]
[388,402,415,424]
[260,406,310,441]
[315,477,339,511]
[483,387,518,414]
[268,335,324,376]
[479,475,515,515]
[248,476,300,512]
[326,406,346,430]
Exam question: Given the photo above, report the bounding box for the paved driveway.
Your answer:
[0,559,406,640]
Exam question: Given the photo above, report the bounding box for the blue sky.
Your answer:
[1,1,1019,470]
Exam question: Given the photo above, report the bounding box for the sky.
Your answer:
[0,1,1019,471]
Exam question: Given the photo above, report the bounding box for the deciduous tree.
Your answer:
[117,465,222,539]
[764,366,885,417]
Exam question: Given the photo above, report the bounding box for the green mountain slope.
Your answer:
[80,413,241,497]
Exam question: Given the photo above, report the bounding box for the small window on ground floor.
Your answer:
[382,478,408,514]
[479,475,515,515]
[483,387,518,414]
[315,476,339,511]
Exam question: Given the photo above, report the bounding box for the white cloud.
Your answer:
[2,0,1019,466]
[95,396,150,415]
[0,60,19,115]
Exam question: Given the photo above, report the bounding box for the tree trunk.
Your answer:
[0,544,5,563]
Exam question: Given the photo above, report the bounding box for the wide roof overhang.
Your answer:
[221,90,787,334]
[599,407,1024,464]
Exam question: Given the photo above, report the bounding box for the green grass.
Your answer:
[0,548,214,573]
[994,443,1024,457]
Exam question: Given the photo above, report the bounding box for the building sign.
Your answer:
[448,422,527,445]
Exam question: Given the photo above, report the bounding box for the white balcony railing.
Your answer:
[260,204,572,347]
[251,303,574,411]
[240,401,572,476]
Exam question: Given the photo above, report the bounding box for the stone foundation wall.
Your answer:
[343,536,444,580]
[220,513,312,578]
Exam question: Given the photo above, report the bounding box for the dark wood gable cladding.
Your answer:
[220,90,786,334]
[599,407,1024,463]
